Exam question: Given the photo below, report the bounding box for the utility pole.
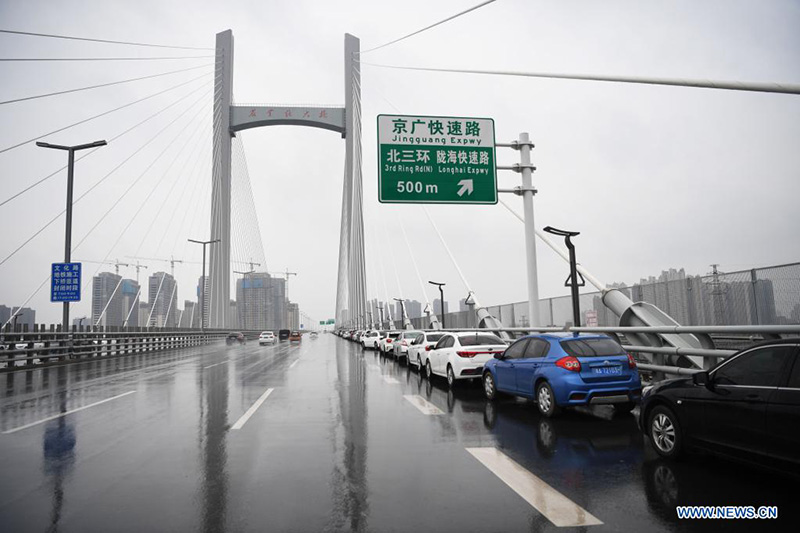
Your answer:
[37,139,107,333]
[708,264,727,325]
[188,239,220,332]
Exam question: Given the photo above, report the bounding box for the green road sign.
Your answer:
[377,114,497,204]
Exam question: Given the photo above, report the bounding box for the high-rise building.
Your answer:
[92,272,123,327]
[147,272,178,327]
[434,298,449,316]
[182,300,197,328]
[0,305,36,330]
[120,279,140,327]
[138,301,149,328]
[197,276,209,328]
[287,302,300,331]
[405,299,422,319]
[236,273,286,331]
[229,300,238,329]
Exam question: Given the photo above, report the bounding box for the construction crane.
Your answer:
[233,258,262,272]
[76,258,130,276]
[270,269,298,302]
[130,260,149,285]
[127,255,195,277]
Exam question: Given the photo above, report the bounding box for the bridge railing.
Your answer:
[411,324,800,377]
[405,262,800,329]
[0,327,264,370]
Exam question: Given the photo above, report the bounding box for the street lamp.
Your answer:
[428,281,446,329]
[188,238,220,332]
[37,140,107,333]
[543,226,585,329]
[393,297,407,329]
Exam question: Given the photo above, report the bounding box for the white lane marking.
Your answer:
[289,360,299,369]
[203,361,228,370]
[382,376,400,384]
[403,395,443,415]
[231,388,274,430]
[465,447,603,527]
[2,391,137,435]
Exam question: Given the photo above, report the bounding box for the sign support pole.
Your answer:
[517,132,541,328]
[63,148,75,334]
[497,134,541,328]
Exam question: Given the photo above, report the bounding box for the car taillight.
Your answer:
[401,341,407,346]
[627,353,637,369]
[386,339,392,343]
[456,351,477,358]
[425,345,432,351]
[556,356,581,372]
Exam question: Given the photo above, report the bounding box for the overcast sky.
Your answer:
[0,0,798,325]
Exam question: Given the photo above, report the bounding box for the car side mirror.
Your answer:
[494,352,505,359]
[692,371,710,387]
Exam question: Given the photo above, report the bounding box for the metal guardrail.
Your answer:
[0,329,264,371]
[388,324,800,376]
[638,363,701,376]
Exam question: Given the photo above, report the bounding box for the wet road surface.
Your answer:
[0,334,796,532]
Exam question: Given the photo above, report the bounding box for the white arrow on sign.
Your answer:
[457,179,474,197]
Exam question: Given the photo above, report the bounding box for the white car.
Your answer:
[426,332,508,387]
[258,331,276,345]
[392,330,423,361]
[407,331,447,371]
[361,330,382,350]
[378,331,401,355]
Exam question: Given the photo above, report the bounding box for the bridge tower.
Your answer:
[209,30,366,329]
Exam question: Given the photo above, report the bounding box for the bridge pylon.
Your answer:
[208,30,365,329]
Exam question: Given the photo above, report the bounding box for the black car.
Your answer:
[226,332,246,345]
[639,338,800,475]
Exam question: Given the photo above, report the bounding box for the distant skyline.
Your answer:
[0,1,798,325]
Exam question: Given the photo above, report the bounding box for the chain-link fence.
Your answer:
[408,262,800,329]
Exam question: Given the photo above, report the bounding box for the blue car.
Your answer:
[482,333,642,417]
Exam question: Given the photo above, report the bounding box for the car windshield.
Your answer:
[388,333,400,338]
[459,334,505,346]
[426,334,444,342]
[561,337,625,357]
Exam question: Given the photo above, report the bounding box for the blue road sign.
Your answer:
[51,262,82,302]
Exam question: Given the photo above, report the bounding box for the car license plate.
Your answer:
[593,366,622,375]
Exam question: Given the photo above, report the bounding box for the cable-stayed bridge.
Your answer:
[0,6,799,530]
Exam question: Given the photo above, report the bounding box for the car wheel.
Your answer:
[536,382,560,418]
[613,402,637,416]
[483,372,497,400]
[446,365,456,388]
[648,406,683,459]
[426,360,433,379]
[417,355,423,371]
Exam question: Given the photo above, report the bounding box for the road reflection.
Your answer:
[331,339,369,531]
[197,360,229,533]
[42,387,74,533]
[641,452,798,529]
